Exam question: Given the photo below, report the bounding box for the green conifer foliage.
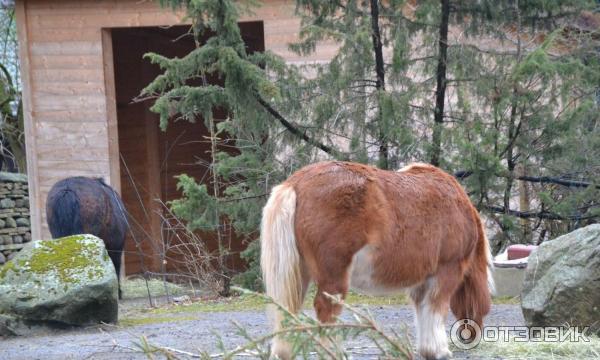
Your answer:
[144,0,600,289]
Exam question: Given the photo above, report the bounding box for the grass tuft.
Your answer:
[146,287,409,316]
[124,283,516,318]
[121,277,189,299]
[119,314,196,327]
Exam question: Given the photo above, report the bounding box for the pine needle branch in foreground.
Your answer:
[132,287,413,359]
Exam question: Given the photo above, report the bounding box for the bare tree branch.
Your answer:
[454,170,600,189]
[484,205,598,221]
[256,96,343,158]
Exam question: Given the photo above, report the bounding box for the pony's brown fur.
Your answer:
[261,161,492,360]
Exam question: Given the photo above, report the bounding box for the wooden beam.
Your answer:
[15,0,42,240]
[102,28,126,277]
[145,99,163,273]
[101,28,121,194]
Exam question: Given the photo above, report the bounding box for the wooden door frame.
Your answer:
[101,28,127,276]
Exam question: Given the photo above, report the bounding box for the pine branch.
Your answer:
[256,96,342,157]
[219,193,269,203]
[454,170,600,189]
[484,205,599,221]
[454,170,474,179]
[515,175,600,189]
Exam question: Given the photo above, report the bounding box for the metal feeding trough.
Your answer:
[492,245,538,298]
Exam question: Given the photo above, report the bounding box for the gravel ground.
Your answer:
[0,303,523,360]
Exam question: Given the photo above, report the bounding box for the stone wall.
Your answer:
[0,172,31,265]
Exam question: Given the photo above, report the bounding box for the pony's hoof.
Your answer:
[423,356,451,360]
[270,339,292,360]
[421,349,452,360]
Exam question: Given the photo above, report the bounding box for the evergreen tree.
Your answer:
[444,0,600,248]
[144,0,333,292]
[144,0,600,289]
[0,5,24,173]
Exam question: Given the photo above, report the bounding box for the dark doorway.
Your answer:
[111,22,265,275]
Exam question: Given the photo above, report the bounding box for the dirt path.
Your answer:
[0,304,523,359]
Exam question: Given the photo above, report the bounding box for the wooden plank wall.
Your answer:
[16,0,336,253]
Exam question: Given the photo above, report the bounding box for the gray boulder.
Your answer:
[521,224,600,334]
[0,234,118,335]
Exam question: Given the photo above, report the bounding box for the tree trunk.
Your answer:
[518,160,531,242]
[501,0,523,247]
[369,0,389,169]
[430,0,450,167]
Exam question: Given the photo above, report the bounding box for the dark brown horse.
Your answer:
[46,177,128,299]
[261,161,493,359]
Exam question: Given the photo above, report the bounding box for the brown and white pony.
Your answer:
[261,161,493,360]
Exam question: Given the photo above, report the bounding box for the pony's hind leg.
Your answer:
[309,251,353,358]
[314,277,349,324]
[108,249,123,300]
[311,241,356,324]
[410,265,464,360]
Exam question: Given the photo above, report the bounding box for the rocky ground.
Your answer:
[0,300,524,360]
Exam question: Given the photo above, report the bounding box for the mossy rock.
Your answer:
[0,234,118,334]
[521,224,600,334]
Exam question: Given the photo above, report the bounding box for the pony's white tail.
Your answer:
[260,184,302,359]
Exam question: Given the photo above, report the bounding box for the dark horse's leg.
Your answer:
[108,249,123,299]
[100,179,128,300]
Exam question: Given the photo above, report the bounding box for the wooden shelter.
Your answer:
[15,0,334,274]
